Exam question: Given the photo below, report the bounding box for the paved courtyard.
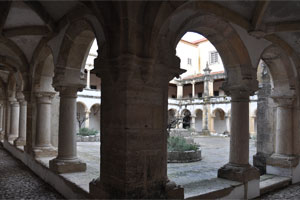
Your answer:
[76,136,256,196]
[0,145,63,199]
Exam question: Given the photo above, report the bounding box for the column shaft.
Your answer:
[5,101,11,139]
[14,100,27,146]
[229,97,249,165]
[36,96,52,147]
[9,100,20,141]
[49,87,86,173]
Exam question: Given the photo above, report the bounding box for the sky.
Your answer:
[181,32,205,43]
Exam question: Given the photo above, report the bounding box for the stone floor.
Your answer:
[259,183,300,199]
[0,144,64,199]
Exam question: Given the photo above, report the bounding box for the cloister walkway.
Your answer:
[0,144,63,199]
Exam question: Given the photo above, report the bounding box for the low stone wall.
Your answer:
[167,148,202,163]
[76,134,100,142]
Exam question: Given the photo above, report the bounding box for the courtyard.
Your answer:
[74,136,256,197]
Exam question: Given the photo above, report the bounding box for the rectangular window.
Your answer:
[90,85,97,89]
[210,51,219,64]
[187,58,192,65]
[214,91,219,96]
[197,93,202,98]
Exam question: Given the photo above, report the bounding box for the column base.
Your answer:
[89,178,181,199]
[32,146,57,158]
[266,154,300,183]
[202,129,210,136]
[7,135,17,142]
[165,180,184,199]
[253,152,270,175]
[49,158,86,174]
[14,138,26,146]
[218,163,260,199]
[218,163,260,183]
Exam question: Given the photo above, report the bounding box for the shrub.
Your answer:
[78,128,98,136]
[167,136,199,152]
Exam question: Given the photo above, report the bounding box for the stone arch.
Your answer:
[89,103,100,133]
[168,109,177,128]
[181,109,191,129]
[31,41,56,94]
[259,45,296,97]
[53,19,101,89]
[157,1,257,89]
[212,108,226,134]
[195,109,203,132]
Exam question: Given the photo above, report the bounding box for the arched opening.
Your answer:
[76,102,88,131]
[195,109,203,132]
[168,109,177,129]
[181,109,191,129]
[89,104,100,133]
[212,108,226,134]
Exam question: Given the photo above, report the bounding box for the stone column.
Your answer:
[210,114,215,133]
[224,114,231,134]
[85,110,90,128]
[86,68,91,89]
[5,100,11,140]
[89,54,184,199]
[202,63,212,135]
[8,98,20,142]
[192,81,196,98]
[176,83,183,99]
[218,88,259,186]
[49,87,86,173]
[0,104,3,140]
[32,92,57,157]
[266,96,299,183]
[1,102,6,138]
[14,94,27,146]
[249,115,256,138]
[191,115,196,130]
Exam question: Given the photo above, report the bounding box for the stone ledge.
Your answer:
[167,149,202,163]
[76,135,100,142]
[267,154,299,168]
[49,158,86,174]
[260,174,291,195]
[218,163,260,182]
[184,178,242,199]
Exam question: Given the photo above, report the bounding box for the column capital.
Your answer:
[56,86,79,98]
[271,95,295,107]
[36,92,56,104]
[222,82,257,102]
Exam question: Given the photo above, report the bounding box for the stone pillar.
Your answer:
[89,54,184,199]
[8,98,20,142]
[176,83,183,99]
[32,92,57,157]
[85,110,90,128]
[249,115,256,138]
[218,87,259,198]
[14,94,27,146]
[86,68,91,89]
[192,81,196,98]
[5,100,11,140]
[0,104,3,140]
[266,96,300,183]
[210,115,215,133]
[191,115,196,130]
[49,87,86,173]
[1,102,6,138]
[224,114,231,134]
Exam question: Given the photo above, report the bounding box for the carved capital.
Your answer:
[36,92,56,104]
[271,95,295,108]
[53,65,86,90]
[56,86,79,98]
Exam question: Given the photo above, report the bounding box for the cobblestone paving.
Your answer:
[259,183,300,199]
[167,136,256,187]
[0,145,64,199]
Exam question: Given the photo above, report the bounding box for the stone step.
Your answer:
[260,174,291,195]
[184,178,243,199]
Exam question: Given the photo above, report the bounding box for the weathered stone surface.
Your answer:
[218,164,260,182]
[49,158,86,174]
[168,149,202,163]
[0,145,63,199]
